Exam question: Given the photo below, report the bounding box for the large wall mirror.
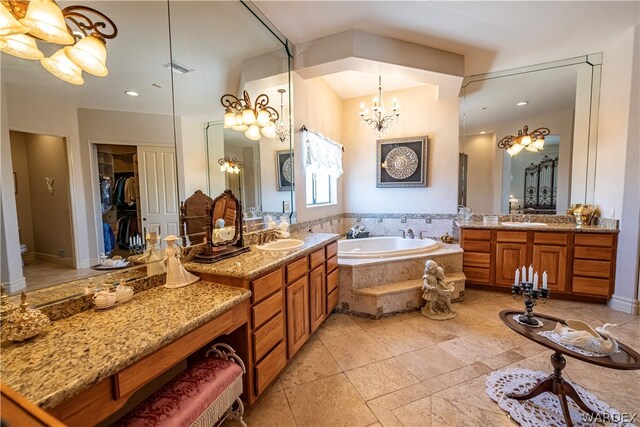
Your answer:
[0,0,292,304]
[460,55,601,215]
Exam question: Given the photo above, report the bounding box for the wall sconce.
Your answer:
[221,90,279,141]
[218,156,243,174]
[0,0,118,85]
[498,125,550,157]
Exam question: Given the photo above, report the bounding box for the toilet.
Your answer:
[20,243,27,266]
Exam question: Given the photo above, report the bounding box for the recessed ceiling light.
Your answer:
[516,101,529,106]
[480,131,487,134]
[125,91,139,97]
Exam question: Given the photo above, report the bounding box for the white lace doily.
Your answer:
[513,314,543,328]
[486,368,635,427]
[538,330,622,358]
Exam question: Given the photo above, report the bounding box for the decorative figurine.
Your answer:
[440,232,454,243]
[277,215,291,238]
[421,260,457,320]
[163,235,200,289]
[553,320,619,355]
[1,293,50,342]
[511,265,550,327]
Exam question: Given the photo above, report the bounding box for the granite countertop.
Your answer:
[0,281,251,409]
[184,232,341,280]
[456,221,619,234]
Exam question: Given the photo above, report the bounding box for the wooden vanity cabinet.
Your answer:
[461,227,617,299]
[326,242,339,313]
[286,257,310,359]
[309,249,327,334]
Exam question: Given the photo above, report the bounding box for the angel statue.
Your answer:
[421,260,457,320]
[163,235,200,288]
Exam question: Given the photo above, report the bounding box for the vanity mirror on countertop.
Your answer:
[459,54,601,216]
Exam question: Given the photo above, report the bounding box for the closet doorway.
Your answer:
[96,144,179,257]
[9,130,76,287]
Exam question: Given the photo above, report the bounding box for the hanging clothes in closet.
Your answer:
[116,214,139,249]
[113,175,136,208]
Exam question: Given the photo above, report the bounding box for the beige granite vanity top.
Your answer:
[184,232,341,280]
[456,221,619,233]
[0,281,251,409]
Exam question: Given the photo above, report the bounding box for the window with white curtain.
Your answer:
[303,130,343,207]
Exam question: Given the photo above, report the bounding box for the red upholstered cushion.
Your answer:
[116,358,243,427]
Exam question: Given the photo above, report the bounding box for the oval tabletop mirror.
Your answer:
[193,189,249,263]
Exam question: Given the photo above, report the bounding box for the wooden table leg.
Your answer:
[506,352,605,427]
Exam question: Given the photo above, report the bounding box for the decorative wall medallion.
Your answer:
[276,150,294,191]
[377,136,428,188]
[282,157,293,183]
[384,147,419,179]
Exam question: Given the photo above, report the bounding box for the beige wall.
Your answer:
[464,133,496,213]
[9,131,34,257]
[343,84,459,214]
[293,74,344,222]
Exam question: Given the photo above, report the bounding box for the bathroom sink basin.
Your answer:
[256,239,305,251]
[500,222,548,227]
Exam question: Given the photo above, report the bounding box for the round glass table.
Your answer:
[499,309,640,427]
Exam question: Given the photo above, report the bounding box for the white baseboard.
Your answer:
[35,253,74,267]
[2,277,26,294]
[77,258,94,269]
[607,294,640,315]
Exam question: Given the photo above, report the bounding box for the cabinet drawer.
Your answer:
[251,268,282,304]
[463,252,490,268]
[463,266,490,284]
[327,288,339,313]
[496,231,527,243]
[326,241,338,258]
[462,229,491,240]
[310,248,325,269]
[534,232,568,245]
[253,290,283,329]
[326,255,338,274]
[327,268,338,293]
[253,312,284,362]
[572,277,611,297]
[574,233,615,247]
[574,246,613,261]
[573,259,611,279]
[255,341,287,396]
[462,240,491,253]
[286,257,308,283]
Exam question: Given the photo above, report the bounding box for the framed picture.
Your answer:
[276,150,294,191]
[377,136,428,187]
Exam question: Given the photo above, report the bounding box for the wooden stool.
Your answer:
[116,344,246,427]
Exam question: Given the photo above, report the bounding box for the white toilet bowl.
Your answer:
[20,243,27,266]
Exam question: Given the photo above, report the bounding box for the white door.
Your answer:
[137,146,179,241]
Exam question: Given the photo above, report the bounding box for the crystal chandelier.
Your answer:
[274,88,290,145]
[359,75,399,135]
[0,0,118,85]
[498,125,550,157]
[221,90,279,141]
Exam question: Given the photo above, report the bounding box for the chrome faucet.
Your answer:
[419,231,428,239]
[401,228,415,239]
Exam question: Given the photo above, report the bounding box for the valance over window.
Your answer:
[303,129,343,178]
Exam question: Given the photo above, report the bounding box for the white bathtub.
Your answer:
[338,236,439,259]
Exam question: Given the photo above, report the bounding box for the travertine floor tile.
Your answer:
[396,345,465,381]
[244,386,296,427]
[435,375,506,414]
[482,350,526,370]
[285,374,377,427]
[345,358,419,401]
[316,313,361,339]
[366,403,403,427]
[430,396,479,427]
[367,383,431,410]
[365,321,435,356]
[392,395,431,427]
[564,358,640,399]
[351,311,421,330]
[421,377,449,394]
[433,361,491,387]
[321,329,392,371]
[405,316,466,343]
[437,333,504,364]
[280,336,342,389]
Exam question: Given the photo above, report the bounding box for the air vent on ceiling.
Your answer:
[163,60,194,75]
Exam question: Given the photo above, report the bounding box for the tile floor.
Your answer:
[22,260,101,292]
[238,289,640,427]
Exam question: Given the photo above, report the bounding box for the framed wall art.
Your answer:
[276,150,294,191]
[376,136,428,187]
